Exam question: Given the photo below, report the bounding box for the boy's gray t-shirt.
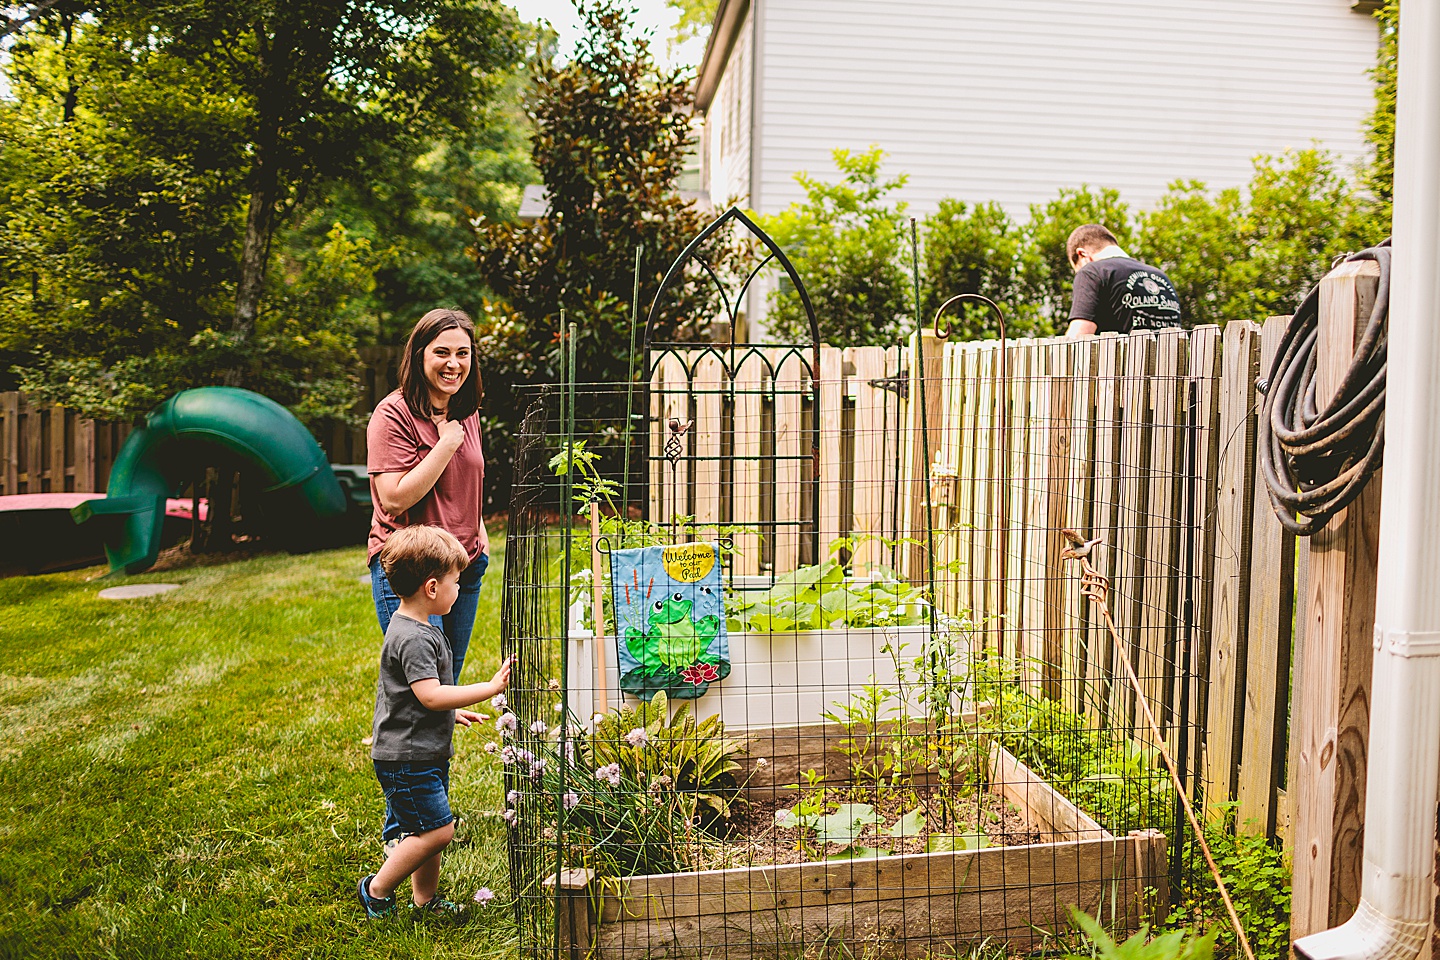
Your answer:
[371,614,454,762]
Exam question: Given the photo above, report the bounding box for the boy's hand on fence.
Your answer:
[491,657,514,692]
[455,709,485,728]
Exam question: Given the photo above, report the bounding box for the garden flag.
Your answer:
[609,542,730,701]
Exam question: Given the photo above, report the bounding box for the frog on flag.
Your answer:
[609,542,729,701]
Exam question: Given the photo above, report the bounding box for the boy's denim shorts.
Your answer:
[373,759,453,841]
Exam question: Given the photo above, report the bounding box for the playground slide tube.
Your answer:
[72,387,346,574]
[1292,5,1440,960]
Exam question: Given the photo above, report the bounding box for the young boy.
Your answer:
[358,525,512,920]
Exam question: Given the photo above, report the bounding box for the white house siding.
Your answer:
[750,0,1379,219]
[705,7,755,207]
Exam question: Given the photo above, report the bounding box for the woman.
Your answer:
[367,308,490,681]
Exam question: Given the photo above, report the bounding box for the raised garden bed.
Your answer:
[548,722,1167,959]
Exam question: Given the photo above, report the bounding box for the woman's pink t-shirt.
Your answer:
[367,391,486,564]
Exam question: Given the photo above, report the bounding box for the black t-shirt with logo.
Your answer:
[1069,257,1182,333]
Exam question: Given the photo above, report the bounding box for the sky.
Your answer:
[507,0,707,68]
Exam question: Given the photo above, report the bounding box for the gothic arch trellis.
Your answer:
[641,206,825,573]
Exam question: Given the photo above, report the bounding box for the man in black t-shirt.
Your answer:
[1064,224,1182,336]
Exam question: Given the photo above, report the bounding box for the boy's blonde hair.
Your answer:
[379,526,470,597]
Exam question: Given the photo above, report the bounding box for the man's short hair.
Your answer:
[380,526,469,597]
[1066,224,1120,266]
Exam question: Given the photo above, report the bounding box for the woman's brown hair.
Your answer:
[397,308,482,421]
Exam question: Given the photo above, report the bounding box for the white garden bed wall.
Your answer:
[567,623,966,730]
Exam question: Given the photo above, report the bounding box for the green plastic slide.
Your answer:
[72,387,348,575]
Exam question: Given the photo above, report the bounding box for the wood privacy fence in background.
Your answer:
[0,346,404,497]
[0,394,132,495]
[651,316,1323,850]
[322,346,402,465]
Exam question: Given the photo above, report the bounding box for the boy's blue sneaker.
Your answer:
[411,895,466,923]
[357,875,397,919]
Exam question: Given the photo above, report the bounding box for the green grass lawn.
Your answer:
[0,538,519,959]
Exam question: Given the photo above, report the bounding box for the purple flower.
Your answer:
[595,762,621,786]
[500,745,518,764]
[492,693,508,710]
[563,790,580,810]
[495,712,518,735]
[502,808,518,826]
[529,759,547,781]
[530,719,550,735]
[506,789,521,805]
[483,742,499,755]
[624,727,649,748]
[473,887,496,904]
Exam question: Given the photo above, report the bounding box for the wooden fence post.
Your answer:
[1289,260,1382,937]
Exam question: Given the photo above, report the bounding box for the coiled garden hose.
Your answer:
[1258,241,1390,536]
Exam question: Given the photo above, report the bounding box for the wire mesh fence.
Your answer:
[495,321,1273,958]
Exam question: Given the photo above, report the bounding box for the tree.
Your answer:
[1136,149,1376,327]
[470,0,722,492]
[124,0,523,372]
[0,1,526,422]
[666,0,719,45]
[759,146,913,347]
[922,200,1036,339]
[1361,0,1398,230]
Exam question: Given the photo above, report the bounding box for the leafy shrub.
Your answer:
[589,691,745,826]
[1170,807,1291,960]
[758,145,914,347]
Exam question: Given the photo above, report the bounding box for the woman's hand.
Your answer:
[433,415,465,452]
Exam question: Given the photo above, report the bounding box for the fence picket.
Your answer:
[1061,340,1098,715]
[1042,341,1074,701]
[1085,335,1125,724]
[1140,329,1186,740]
[847,347,887,576]
[1203,320,1262,813]
[1004,341,1032,666]
[953,346,981,621]
[817,347,845,552]
[1110,334,1156,731]
[1236,316,1298,837]
[730,351,764,576]
[692,351,725,531]
[771,348,805,573]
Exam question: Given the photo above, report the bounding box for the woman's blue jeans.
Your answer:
[371,552,489,682]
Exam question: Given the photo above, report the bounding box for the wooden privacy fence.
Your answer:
[0,346,403,497]
[651,317,1316,847]
[0,393,132,495]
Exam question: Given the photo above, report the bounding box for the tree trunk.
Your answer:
[227,28,285,386]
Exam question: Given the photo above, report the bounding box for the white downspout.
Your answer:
[1292,3,1440,959]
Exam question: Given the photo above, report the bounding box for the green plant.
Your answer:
[758,145,913,347]
[969,657,1173,836]
[588,691,745,825]
[726,542,929,634]
[1067,909,1216,960]
[1169,807,1291,960]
